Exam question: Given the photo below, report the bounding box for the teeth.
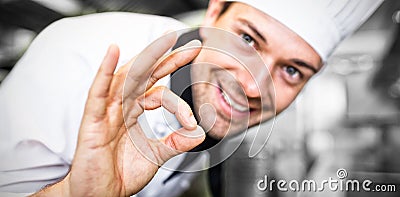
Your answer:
[221,91,249,112]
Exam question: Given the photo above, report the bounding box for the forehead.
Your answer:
[220,3,299,39]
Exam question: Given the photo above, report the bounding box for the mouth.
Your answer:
[221,91,249,112]
[217,82,250,118]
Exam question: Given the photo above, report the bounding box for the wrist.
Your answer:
[60,173,71,197]
[30,173,71,197]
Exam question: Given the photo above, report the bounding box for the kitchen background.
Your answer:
[1,0,399,196]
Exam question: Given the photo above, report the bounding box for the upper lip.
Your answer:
[218,82,250,109]
[218,81,262,111]
[221,91,249,112]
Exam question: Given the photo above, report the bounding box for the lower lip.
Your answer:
[216,85,249,119]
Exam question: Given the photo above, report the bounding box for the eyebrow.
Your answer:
[238,18,267,44]
[291,59,318,73]
[237,18,318,74]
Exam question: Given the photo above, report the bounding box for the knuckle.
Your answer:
[149,75,159,86]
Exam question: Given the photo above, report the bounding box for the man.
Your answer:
[0,0,383,196]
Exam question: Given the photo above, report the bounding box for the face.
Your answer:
[191,1,323,139]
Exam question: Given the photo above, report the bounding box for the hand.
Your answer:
[32,33,204,197]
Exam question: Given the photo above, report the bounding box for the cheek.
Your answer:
[273,82,301,114]
[270,68,307,114]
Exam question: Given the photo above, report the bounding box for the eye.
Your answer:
[284,66,299,76]
[283,65,303,84]
[240,33,255,47]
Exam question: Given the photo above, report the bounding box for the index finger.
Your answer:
[145,39,201,90]
[124,32,202,101]
[123,32,178,98]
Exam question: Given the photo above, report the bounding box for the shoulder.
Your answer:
[34,12,189,70]
[62,12,187,27]
[40,12,188,45]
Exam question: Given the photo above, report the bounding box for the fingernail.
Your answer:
[185,39,202,48]
[188,115,197,127]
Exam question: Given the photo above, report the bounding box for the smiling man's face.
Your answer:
[191,1,323,139]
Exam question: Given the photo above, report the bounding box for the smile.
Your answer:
[221,90,249,112]
[216,80,250,119]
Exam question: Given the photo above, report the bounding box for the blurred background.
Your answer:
[1,0,400,197]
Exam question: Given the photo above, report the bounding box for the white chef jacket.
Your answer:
[0,12,208,196]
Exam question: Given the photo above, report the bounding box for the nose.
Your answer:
[235,65,270,98]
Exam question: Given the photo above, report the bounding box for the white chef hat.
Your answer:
[225,0,384,61]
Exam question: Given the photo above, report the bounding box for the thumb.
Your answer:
[162,126,205,153]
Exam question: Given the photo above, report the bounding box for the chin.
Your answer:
[203,119,248,140]
[206,129,227,140]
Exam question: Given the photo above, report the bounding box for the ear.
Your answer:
[202,0,225,27]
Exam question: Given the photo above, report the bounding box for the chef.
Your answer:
[0,0,383,196]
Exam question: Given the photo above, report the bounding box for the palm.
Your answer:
[63,33,204,197]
